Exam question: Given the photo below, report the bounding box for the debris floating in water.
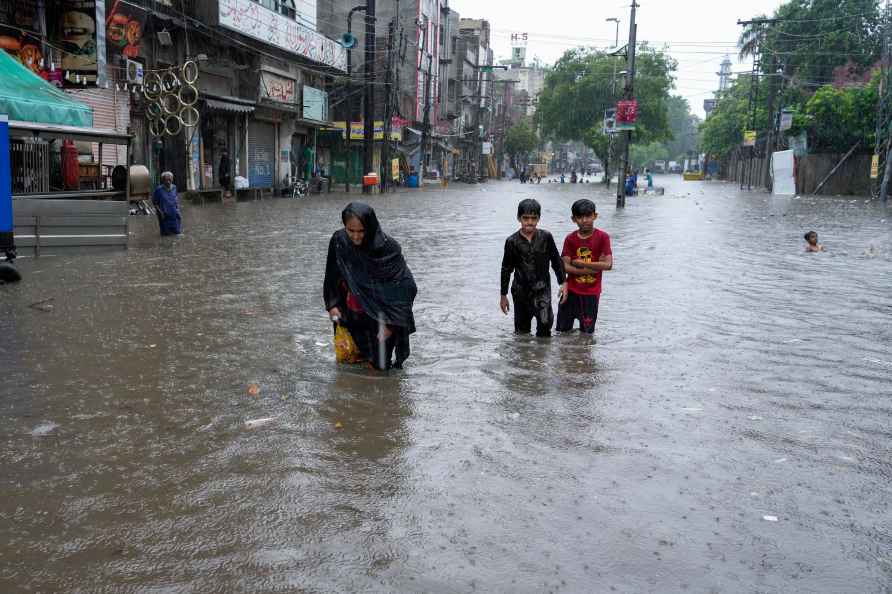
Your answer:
[334,421,343,429]
[247,384,260,397]
[245,416,278,429]
[30,422,59,437]
[762,515,779,522]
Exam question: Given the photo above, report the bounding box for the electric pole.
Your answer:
[382,19,395,193]
[419,18,433,185]
[362,0,376,194]
[616,1,637,209]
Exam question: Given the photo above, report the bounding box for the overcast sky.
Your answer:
[449,0,786,118]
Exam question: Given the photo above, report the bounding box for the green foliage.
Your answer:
[504,119,539,165]
[535,46,677,162]
[630,142,670,169]
[699,77,758,157]
[741,0,882,84]
[802,80,878,152]
[664,95,701,161]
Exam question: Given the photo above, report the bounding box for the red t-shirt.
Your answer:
[562,229,612,296]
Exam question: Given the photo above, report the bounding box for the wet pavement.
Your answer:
[1,176,891,593]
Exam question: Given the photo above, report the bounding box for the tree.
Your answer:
[630,142,669,169]
[801,79,878,152]
[535,46,676,165]
[699,78,755,157]
[504,120,538,171]
[665,95,701,161]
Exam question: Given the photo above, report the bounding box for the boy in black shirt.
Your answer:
[500,199,567,337]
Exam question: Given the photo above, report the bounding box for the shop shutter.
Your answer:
[248,120,276,188]
[71,87,130,166]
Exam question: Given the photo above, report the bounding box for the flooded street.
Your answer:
[2,177,891,593]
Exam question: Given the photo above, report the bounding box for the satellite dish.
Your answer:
[340,33,357,49]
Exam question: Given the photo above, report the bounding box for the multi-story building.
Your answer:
[318,0,451,182]
[2,0,347,195]
[455,18,493,179]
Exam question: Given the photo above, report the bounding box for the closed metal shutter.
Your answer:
[248,120,276,188]
[70,87,131,165]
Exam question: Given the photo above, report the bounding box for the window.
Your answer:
[250,0,297,21]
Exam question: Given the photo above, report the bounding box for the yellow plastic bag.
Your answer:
[334,323,364,364]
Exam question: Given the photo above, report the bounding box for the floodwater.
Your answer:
[1,177,891,593]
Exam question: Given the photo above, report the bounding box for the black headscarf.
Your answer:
[324,203,417,332]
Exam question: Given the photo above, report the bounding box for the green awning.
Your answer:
[0,50,93,128]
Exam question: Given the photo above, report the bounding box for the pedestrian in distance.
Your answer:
[218,149,231,193]
[152,171,182,236]
[645,168,654,190]
[804,230,825,252]
[324,202,418,370]
[557,199,613,335]
[500,199,567,338]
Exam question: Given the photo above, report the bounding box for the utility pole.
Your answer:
[346,5,366,193]
[362,0,376,194]
[381,18,395,193]
[876,0,892,203]
[616,1,637,209]
[419,18,434,184]
[737,18,778,191]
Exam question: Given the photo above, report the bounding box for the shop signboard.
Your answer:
[302,85,328,120]
[350,121,384,140]
[259,71,296,104]
[51,0,106,86]
[219,0,346,72]
[871,154,880,179]
[743,130,757,147]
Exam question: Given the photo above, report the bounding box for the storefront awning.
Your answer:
[0,50,93,128]
[204,96,256,114]
[8,120,130,144]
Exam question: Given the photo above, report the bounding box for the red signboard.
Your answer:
[616,99,638,124]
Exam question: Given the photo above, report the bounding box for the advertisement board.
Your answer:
[219,0,346,71]
[302,85,327,120]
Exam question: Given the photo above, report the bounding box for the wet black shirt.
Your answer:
[500,229,566,296]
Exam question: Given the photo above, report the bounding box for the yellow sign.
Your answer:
[329,121,398,141]
[743,131,757,147]
[871,154,880,179]
[391,158,400,181]
[349,121,385,140]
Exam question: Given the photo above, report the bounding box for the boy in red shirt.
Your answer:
[557,199,613,334]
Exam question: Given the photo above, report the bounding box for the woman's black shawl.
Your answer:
[323,203,417,333]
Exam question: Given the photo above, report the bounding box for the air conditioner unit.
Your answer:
[126,59,144,85]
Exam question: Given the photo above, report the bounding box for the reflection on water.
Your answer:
[1,178,891,592]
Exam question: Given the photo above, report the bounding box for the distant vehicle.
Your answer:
[654,160,666,173]
[668,161,683,174]
[529,163,548,178]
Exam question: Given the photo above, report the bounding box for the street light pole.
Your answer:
[362,0,376,194]
[616,1,637,209]
[346,5,366,193]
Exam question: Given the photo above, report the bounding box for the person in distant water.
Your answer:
[557,199,613,335]
[218,149,231,192]
[804,230,824,252]
[624,170,636,196]
[500,199,567,338]
[152,171,182,236]
[570,171,578,183]
[560,173,566,184]
[324,203,417,370]
[645,168,654,190]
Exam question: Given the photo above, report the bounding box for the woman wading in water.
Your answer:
[324,203,417,370]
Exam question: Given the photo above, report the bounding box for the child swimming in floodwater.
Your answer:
[804,230,824,252]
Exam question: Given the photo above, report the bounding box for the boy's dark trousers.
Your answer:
[556,292,599,334]
[512,288,554,337]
